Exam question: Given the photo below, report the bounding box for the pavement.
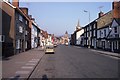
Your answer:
[2,47,45,79]
[90,49,120,58]
[74,45,120,58]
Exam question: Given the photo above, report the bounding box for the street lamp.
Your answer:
[84,10,91,48]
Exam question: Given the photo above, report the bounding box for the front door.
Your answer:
[102,41,105,49]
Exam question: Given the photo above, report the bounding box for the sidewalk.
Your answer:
[2,47,45,79]
[90,49,120,58]
[73,45,120,58]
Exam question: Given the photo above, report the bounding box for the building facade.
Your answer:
[31,21,40,48]
[15,8,30,53]
[107,19,120,53]
[1,1,15,57]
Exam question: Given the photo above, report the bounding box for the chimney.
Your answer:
[112,1,120,18]
[20,8,28,15]
[12,0,19,7]
[98,11,104,18]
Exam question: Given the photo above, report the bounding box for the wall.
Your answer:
[1,1,15,57]
[76,29,84,45]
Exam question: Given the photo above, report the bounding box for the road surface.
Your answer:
[30,45,119,78]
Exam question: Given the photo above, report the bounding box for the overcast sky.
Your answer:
[18,2,112,36]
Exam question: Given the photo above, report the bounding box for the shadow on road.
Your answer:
[42,74,48,80]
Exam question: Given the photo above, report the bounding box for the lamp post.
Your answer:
[84,10,91,48]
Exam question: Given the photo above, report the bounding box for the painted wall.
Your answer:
[76,29,84,45]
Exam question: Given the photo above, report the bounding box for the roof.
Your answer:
[97,10,113,29]
[3,0,31,21]
[3,0,16,8]
[15,7,30,21]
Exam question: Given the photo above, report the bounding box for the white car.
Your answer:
[65,43,68,46]
[45,45,55,54]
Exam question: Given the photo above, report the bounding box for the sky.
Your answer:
[18,2,112,36]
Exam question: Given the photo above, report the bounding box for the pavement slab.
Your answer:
[2,47,44,79]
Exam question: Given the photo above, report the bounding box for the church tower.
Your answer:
[76,20,81,30]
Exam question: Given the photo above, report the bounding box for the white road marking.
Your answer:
[21,66,33,69]
[32,59,39,61]
[15,71,30,74]
[29,61,38,63]
[25,63,36,66]
[15,62,25,64]
[73,46,81,48]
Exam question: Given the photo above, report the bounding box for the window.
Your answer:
[94,30,96,36]
[0,35,5,42]
[25,20,28,25]
[19,14,23,22]
[114,27,117,33]
[25,41,27,49]
[104,29,106,37]
[87,32,89,37]
[19,26,23,33]
[84,28,86,32]
[90,26,91,30]
[25,30,28,35]
[90,31,91,37]
[114,41,117,49]
[100,30,101,38]
[16,39,20,49]
[94,24,96,29]
[87,27,89,31]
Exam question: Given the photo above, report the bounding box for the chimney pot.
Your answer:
[98,11,104,18]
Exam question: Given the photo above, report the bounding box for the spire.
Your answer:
[65,31,68,34]
[76,19,81,30]
[65,31,68,38]
[77,19,80,27]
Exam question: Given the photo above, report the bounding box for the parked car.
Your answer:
[65,43,68,46]
[54,44,57,47]
[45,45,55,54]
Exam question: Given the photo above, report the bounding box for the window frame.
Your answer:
[19,14,23,22]
[19,26,23,33]
[16,39,20,49]
[0,35,5,42]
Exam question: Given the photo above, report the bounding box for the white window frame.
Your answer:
[25,30,28,35]
[94,24,96,29]
[19,26,23,33]
[94,30,96,36]
[25,20,28,25]
[25,41,27,49]
[19,14,23,22]
[0,35,5,42]
[16,39,20,49]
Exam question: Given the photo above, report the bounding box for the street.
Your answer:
[30,45,119,78]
